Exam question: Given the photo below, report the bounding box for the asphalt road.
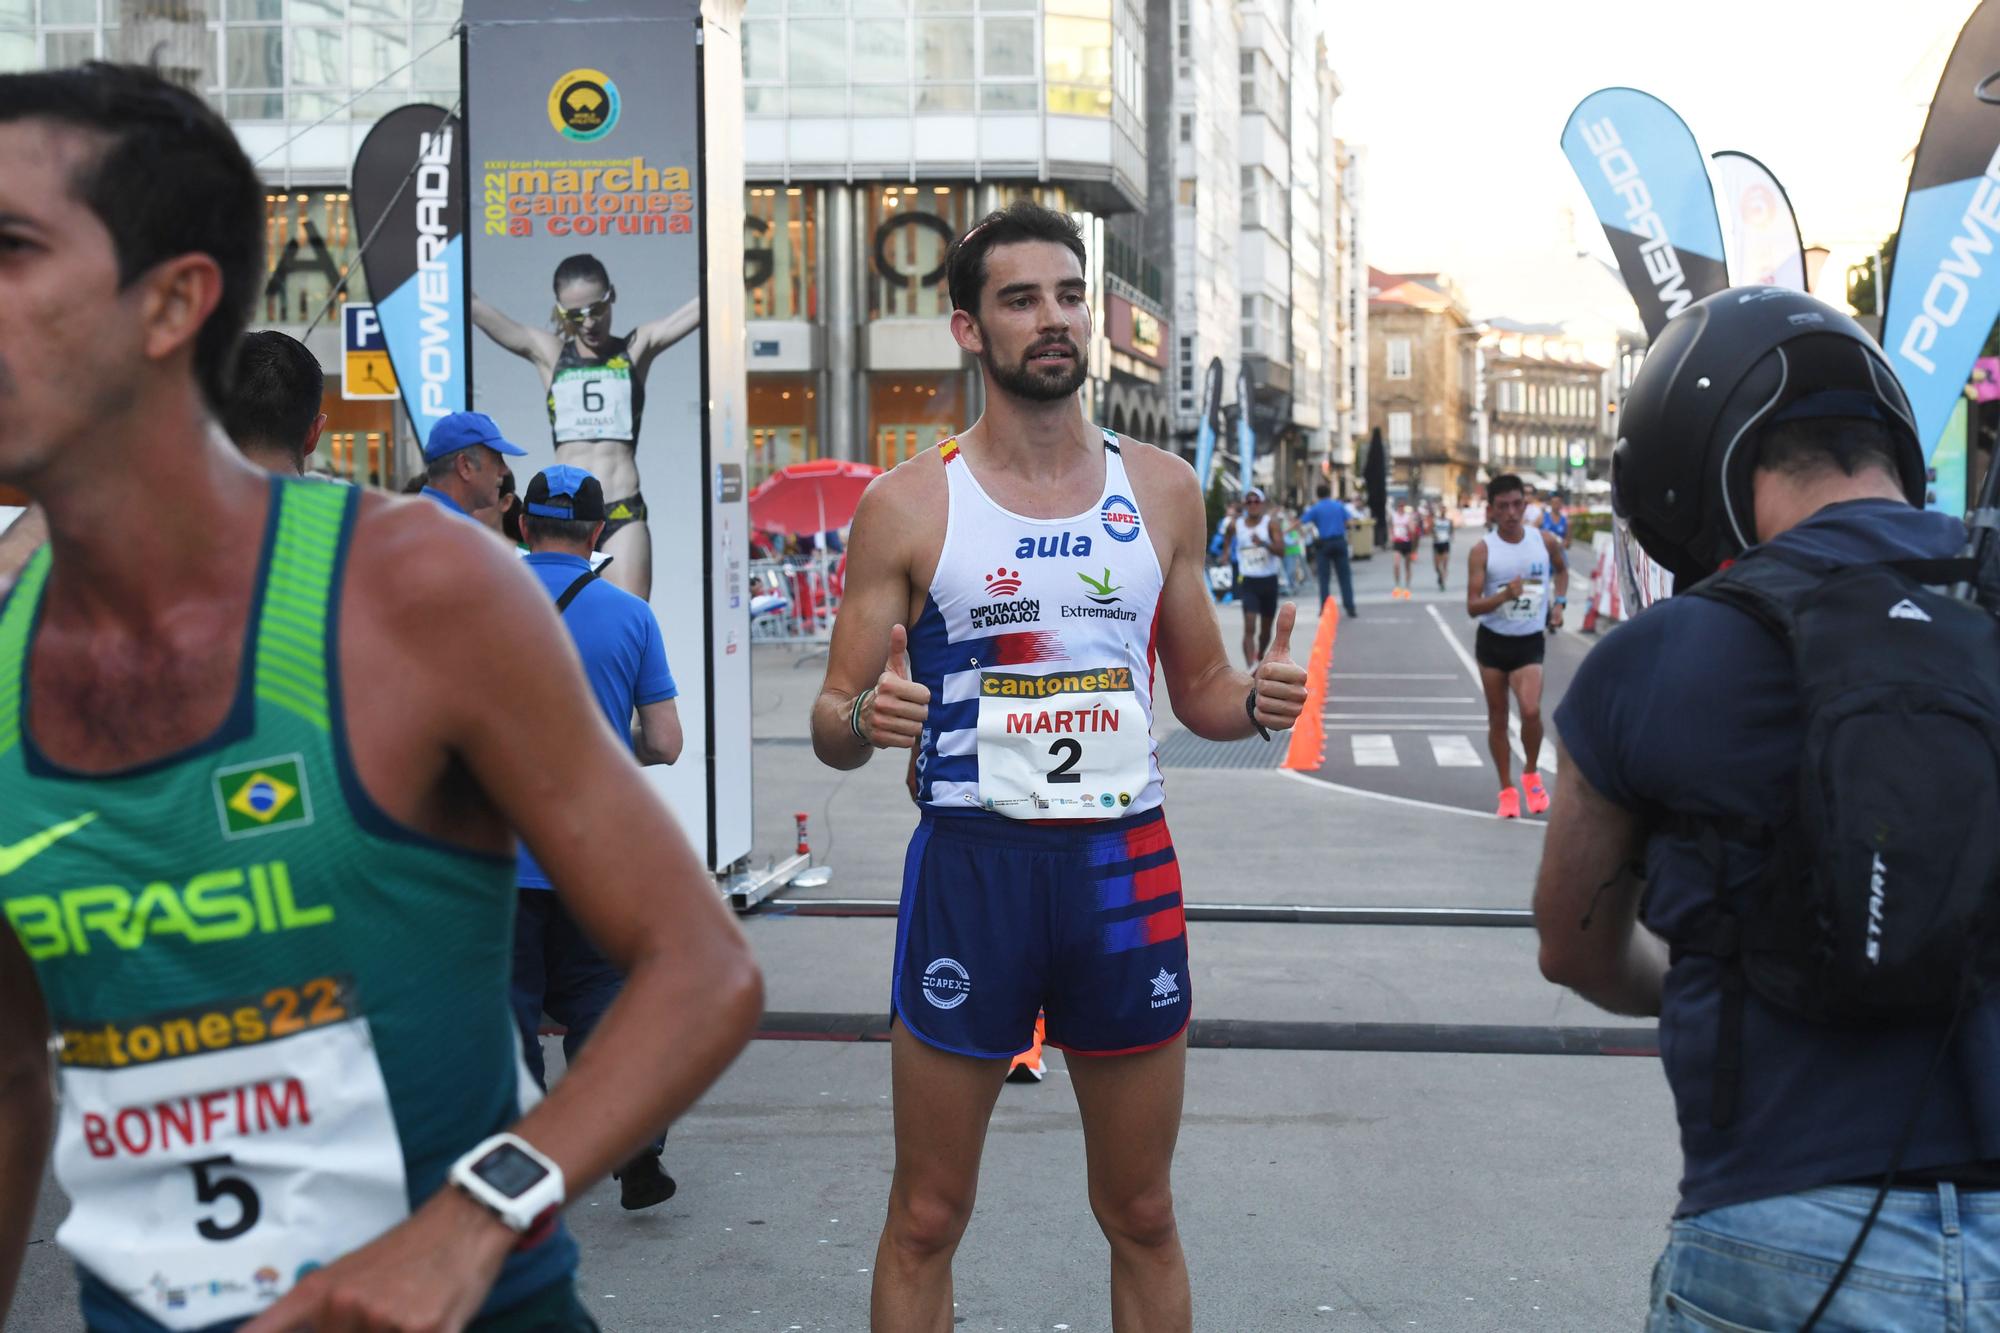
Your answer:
[9,536,1684,1333]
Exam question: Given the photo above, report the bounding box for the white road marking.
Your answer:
[1277,769,1548,826]
[1324,712,1489,721]
[1351,734,1399,767]
[1428,734,1484,768]
[1329,673,1458,680]
[1327,695,1478,704]
[1424,605,1557,772]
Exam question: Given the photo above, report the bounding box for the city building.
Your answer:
[0,2,465,482]
[1477,320,1606,493]
[740,0,1174,481]
[1367,266,1477,500]
[1333,138,1366,488]
[1166,0,1357,506]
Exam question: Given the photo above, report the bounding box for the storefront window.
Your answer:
[748,376,821,487]
[745,186,819,321]
[864,185,974,320]
[869,374,964,471]
[263,190,364,325]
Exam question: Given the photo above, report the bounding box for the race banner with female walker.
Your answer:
[464,0,751,871]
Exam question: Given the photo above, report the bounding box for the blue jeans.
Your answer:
[1314,538,1356,615]
[1649,1184,2000,1332]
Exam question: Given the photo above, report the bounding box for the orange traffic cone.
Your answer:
[1007,1013,1046,1083]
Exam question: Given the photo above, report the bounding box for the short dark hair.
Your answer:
[553,253,610,294]
[1756,417,1905,484]
[0,64,262,413]
[221,331,323,463]
[1487,473,1525,501]
[523,513,599,546]
[1316,483,1331,499]
[946,200,1087,315]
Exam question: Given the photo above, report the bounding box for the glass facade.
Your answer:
[743,1,1126,121]
[864,184,976,320]
[0,2,461,124]
[746,187,820,322]
[869,374,963,472]
[748,376,820,482]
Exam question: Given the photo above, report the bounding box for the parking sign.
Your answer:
[341,304,400,401]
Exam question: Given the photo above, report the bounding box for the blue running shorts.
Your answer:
[892,807,1192,1059]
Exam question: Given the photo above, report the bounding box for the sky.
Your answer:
[1321,0,1975,325]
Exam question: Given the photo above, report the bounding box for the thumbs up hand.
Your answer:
[862,623,932,749]
[1250,602,1309,733]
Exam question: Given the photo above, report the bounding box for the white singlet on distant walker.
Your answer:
[1234,514,1279,579]
[908,429,1166,820]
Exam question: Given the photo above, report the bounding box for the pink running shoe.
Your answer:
[1522,772,1551,815]
[1496,788,1521,819]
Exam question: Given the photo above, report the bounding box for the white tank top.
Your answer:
[1234,514,1279,578]
[1479,528,1553,637]
[910,429,1166,820]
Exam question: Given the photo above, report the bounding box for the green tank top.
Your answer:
[0,480,575,1332]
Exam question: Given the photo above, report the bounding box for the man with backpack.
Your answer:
[1533,287,2000,1330]
[512,464,686,1211]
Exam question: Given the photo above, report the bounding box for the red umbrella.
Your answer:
[747,458,883,535]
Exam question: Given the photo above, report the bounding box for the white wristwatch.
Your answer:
[449,1133,566,1237]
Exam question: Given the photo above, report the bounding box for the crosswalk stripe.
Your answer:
[1428,734,1484,768]
[1351,735,1399,767]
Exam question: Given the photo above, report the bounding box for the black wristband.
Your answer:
[1246,686,1272,742]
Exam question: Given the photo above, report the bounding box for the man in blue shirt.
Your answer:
[420,411,527,525]
[1298,483,1356,617]
[512,464,685,1211]
[1535,288,2000,1329]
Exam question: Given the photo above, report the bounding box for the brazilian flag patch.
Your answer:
[213,755,314,840]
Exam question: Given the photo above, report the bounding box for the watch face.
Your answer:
[472,1143,550,1199]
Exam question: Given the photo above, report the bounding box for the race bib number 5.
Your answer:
[975,666,1150,819]
[53,978,408,1330]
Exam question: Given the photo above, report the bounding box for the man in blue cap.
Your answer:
[420,410,527,525]
[512,463,685,1211]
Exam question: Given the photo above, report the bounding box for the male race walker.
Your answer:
[1465,473,1567,819]
[811,201,1307,1333]
[0,66,760,1332]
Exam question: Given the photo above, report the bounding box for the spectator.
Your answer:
[511,464,685,1211]
[1298,482,1357,617]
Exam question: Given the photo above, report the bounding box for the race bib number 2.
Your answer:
[1502,578,1546,623]
[53,977,408,1330]
[975,666,1151,819]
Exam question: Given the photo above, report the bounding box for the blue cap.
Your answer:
[423,411,528,462]
[524,464,606,521]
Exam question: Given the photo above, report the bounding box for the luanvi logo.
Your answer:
[1888,599,1933,623]
[1578,117,1695,321]
[1977,69,2000,105]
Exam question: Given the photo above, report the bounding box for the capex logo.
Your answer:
[1101,495,1141,543]
[549,68,621,143]
[970,567,1039,631]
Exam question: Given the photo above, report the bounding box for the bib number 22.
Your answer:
[189,1154,260,1241]
[1046,738,1082,784]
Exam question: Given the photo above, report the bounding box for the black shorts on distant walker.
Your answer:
[1238,575,1280,616]
[1475,625,1545,674]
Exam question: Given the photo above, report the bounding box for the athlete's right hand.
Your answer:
[239,1186,512,1333]
[1504,576,1525,600]
[863,623,931,749]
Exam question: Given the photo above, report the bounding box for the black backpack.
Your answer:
[1675,546,2000,1129]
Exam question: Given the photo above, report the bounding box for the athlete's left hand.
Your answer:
[240,1187,514,1333]
[1549,606,1565,632]
[1250,602,1309,733]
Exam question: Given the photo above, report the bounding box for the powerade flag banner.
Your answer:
[1192,357,1223,492]
[1711,150,1806,291]
[1560,88,1729,340]
[1882,0,2000,461]
[351,105,465,449]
